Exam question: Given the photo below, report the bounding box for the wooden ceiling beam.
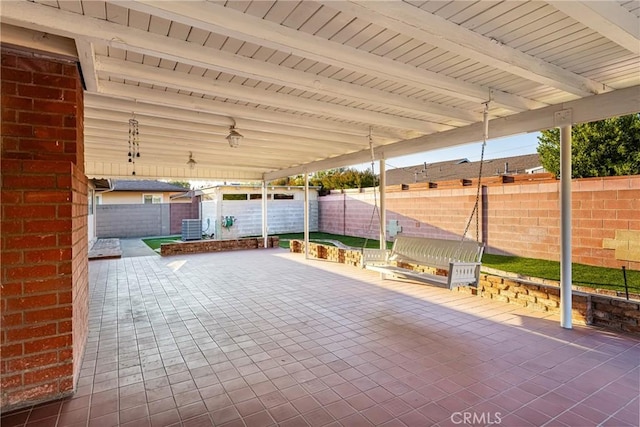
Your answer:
[330,1,608,96]
[90,84,414,141]
[548,0,640,55]
[120,0,545,112]
[95,56,450,133]
[1,0,477,124]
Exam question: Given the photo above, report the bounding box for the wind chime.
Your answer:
[128,115,140,175]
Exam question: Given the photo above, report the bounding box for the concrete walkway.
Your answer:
[119,238,159,257]
[89,238,158,260]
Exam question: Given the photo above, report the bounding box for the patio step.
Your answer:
[88,238,122,260]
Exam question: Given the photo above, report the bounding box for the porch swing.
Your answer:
[361,103,489,289]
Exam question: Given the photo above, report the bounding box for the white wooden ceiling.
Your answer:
[3,0,639,181]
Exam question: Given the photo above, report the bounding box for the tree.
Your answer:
[167,180,191,189]
[269,168,378,191]
[537,114,640,178]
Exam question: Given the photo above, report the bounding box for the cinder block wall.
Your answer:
[319,176,640,270]
[220,200,319,239]
[319,188,479,241]
[96,204,168,237]
[1,47,88,411]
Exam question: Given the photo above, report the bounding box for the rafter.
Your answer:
[548,1,640,55]
[85,91,409,142]
[84,112,366,150]
[327,1,608,96]
[118,0,546,112]
[95,56,451,133]
[0,0,478,124]
[75,39,99,92]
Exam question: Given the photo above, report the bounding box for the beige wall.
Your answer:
[100,191,187,204]
[201,186,318,201]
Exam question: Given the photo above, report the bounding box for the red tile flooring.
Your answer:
[2,250,639,426]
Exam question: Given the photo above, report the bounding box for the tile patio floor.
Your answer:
[3,249,639,427]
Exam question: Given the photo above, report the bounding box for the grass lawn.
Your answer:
[141,235,182,251]
[482,254,639,294]
[277,232,639,294]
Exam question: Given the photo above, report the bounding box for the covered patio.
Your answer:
[2,0,640,419]
[3,249,639,426]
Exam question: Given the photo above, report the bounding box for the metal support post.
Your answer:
[304,172,310,260]
[262,180,268,248]
[557,110,573,329]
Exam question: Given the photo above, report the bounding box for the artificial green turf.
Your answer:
[482,254,639,293]
[141,235,182,251]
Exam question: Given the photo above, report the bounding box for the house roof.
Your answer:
[89,178,111,191]
[386,153,542,186]
[4,2,638,180]
[111,180,189,192]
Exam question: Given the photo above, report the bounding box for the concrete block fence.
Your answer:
[318,175,640,270]
[290,241,640,334]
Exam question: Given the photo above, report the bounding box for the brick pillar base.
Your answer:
[1,46,88,411]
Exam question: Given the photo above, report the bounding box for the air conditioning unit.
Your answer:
[181,219,201,241]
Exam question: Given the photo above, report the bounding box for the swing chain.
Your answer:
[460,101,489,244]
[363,128,380,250]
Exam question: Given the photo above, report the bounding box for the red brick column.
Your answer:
[1,46,88,411]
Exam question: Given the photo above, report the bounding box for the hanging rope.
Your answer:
[363,127,381,249]
[460,101,490,243]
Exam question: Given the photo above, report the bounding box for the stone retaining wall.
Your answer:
[289,240,640,333]
[161,236,279,256]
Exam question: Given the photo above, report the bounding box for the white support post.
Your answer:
[262,180,268,248]
[304,172,310,260]
[379,159,386,251]
[557,110,573,329]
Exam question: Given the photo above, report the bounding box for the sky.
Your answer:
[352,131,541,172]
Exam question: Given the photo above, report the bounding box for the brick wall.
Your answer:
[319,175,640,270]
[160,236,279,256]
[71,165,88,386]
[289,241,640,333]
[1,47,88,411]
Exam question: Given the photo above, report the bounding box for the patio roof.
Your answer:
[3,250,638,426]
[2,1,639,181]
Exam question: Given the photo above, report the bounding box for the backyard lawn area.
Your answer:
[141,235,181,251]
[278,232,639,295]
